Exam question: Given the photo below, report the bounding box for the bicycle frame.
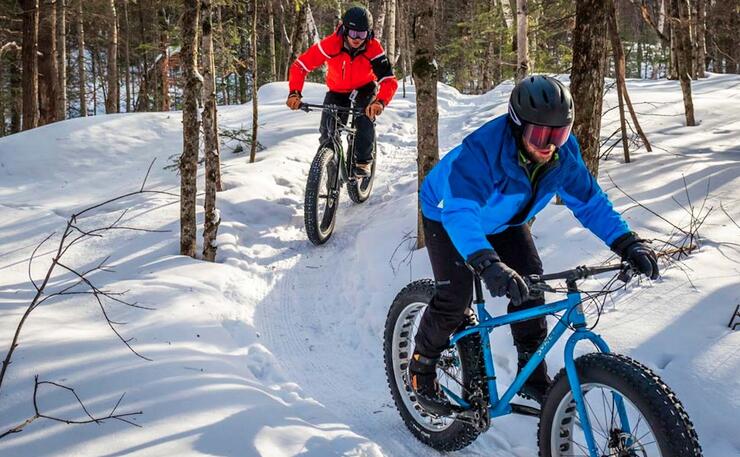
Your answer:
[301,102,363,185]
[443,274,632,457]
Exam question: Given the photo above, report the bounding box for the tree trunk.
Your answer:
[19,0,39,130]
[515,0,529,83]
[9,48,22,133]
[267,0,277,81]
[694,0,706,78]
[284,1,306,81]
[528,0,537,73]
[570,0,608,176]
[668,16,678,79]
[158,8,170,111]
[38,0,59,125]
[607,0,652,156]
[607,0,630,163]
[372,0,387,42]
[75,0,86,116]
[181,0,201,258]
[57,0,66,119]
[250,0,259,164]
[201,0,219,262]
[105,0,118,113]
[123,0,131,112]
[412,0,439,249]
[386,0,397,64]
[135,2,149,111]
[91,44,97,115]
[672,0,695,126]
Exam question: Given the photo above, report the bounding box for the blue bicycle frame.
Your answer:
[442,272,632,457]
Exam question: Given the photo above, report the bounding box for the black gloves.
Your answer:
[611,232,659,280]
[467,249,529,306]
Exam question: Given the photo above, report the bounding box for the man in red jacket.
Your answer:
[286,6,398,177]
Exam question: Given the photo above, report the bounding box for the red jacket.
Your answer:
[289,32,398,106]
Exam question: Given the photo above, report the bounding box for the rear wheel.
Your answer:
[538,352,702,457]
[383,279,485,452]
[304,147,340,245]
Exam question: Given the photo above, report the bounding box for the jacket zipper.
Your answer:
[342,61,346,80]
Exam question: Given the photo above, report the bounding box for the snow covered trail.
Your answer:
[0,76,738,456]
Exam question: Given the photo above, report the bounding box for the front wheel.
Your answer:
[304,147,340,245]
[538,352,702,457]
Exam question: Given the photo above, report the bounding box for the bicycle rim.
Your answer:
[550,383,662,457]
[391,302,466,432]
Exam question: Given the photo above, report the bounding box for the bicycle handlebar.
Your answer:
[299,102,364,116]
[524,262,634,293]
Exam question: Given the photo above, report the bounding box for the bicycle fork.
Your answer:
[563,301,633,457]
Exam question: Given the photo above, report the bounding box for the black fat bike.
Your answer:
[300,99,377,245]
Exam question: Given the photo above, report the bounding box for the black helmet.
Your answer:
[508,75,573,128]
[342,6,372,31]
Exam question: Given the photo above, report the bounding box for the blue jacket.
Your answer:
[420,115,630,260]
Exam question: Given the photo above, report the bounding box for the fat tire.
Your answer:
[304,147,339,245]
[538,352,702,457]
[383,279,484,452]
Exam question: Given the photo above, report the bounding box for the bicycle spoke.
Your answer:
[583,391,611,443]
[632,411,645,441]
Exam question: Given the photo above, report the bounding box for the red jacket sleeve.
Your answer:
[366,40,398,105]
[288,35,339,93]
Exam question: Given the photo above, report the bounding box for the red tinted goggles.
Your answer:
[523,123,572,149]
[347,29,369,40]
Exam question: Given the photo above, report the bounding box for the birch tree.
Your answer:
[202,0,219,262]
[105,0,119,114]
[515,0,528,83]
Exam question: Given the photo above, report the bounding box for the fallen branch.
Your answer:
[389,230,418,280]
[1,158,174,396]
[1,375,142,439]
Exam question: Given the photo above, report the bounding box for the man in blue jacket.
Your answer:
[409,75,659,415]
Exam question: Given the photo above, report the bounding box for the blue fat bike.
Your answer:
[300,99,377,245]
[383,263,702,456]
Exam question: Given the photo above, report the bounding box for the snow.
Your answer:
[1,74,738,456]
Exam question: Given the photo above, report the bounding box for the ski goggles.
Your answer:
[347,29,369,40]
[522,123,572,149]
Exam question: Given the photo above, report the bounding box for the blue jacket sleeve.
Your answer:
[558,136,631,246]
[440,145,496,260]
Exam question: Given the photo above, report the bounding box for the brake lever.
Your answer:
[524,275,557,294]
[617,264,636,283]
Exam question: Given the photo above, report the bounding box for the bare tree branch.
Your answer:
[1,375,142,439]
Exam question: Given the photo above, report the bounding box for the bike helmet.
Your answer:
[341,6,373,33]
[509,75,574,149]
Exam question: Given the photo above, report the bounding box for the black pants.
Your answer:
[415,216,547,359]
[319,82,376,164]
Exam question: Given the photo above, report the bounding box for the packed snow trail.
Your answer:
[0,76,738,456]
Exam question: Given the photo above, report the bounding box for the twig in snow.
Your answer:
[721,201,740,231]
[0,375,142,439]
[1,160,175,413]
[389,230,418,280]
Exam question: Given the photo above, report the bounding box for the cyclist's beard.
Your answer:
[522,139,556,164]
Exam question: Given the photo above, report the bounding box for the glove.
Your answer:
[365,99,384,120]
[467,249,529,306]
[611,232,659,280]
[286,90,302,110]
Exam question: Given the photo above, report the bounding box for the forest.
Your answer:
[0,1,739,457]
